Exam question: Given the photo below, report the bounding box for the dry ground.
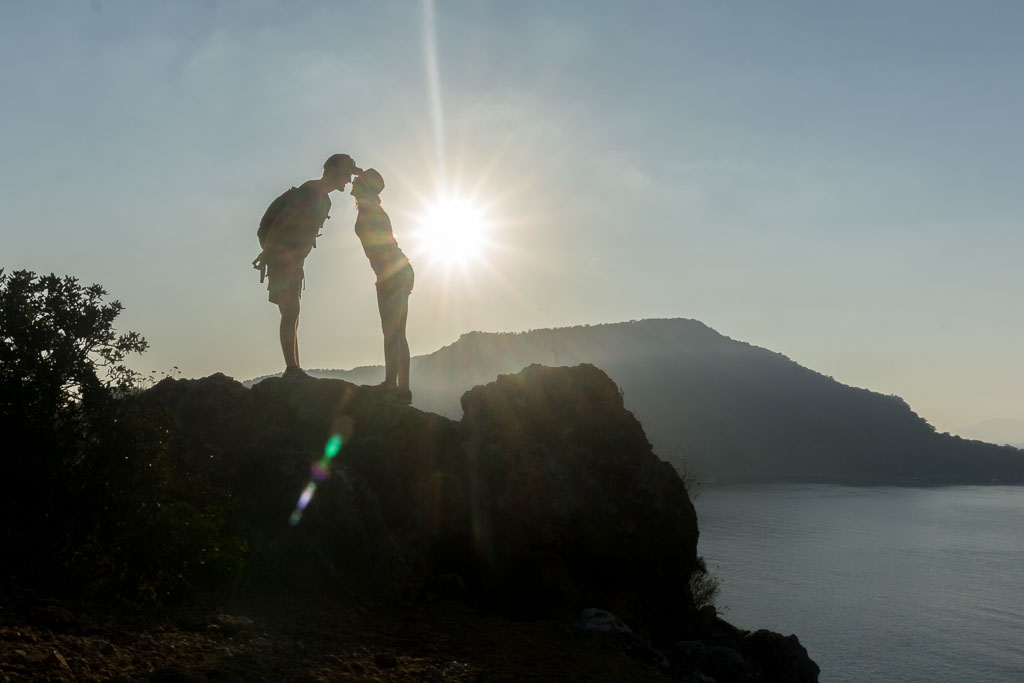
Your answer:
[0,591,676,682]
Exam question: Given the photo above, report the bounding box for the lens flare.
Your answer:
[325,434,342,459]
[310,459,331,482]
[297,482,316,510]
[288,431,347,526]
[423,0,445,171]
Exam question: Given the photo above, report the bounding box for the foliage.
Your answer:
[0,269,147,414]
[64,400,248,601]
[689,556,722,612]
[668,447,702,498]
[0,269,245,602]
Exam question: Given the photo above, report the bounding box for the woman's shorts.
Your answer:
[376,263,414,296]
[375,264,414,330]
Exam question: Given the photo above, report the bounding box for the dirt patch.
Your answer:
[0,593,674,682]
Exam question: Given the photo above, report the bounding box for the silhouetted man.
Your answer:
[254,154,361,378]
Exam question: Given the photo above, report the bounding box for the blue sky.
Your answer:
[2,0,1022,435]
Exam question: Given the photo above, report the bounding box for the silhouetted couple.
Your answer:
[253,154,413,404]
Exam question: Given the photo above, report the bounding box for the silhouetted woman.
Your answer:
[351,168,414,404]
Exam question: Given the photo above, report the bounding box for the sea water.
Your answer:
[694,484,1024,682]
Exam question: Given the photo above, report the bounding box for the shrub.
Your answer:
[689,556,722,612]
[0,270,245,602]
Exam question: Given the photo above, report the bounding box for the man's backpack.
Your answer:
[257,187,300,248]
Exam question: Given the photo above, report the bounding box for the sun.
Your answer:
[411,194,490,267]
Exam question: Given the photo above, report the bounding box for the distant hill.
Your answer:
[251,319,1024,485]
[959,418,1024,449]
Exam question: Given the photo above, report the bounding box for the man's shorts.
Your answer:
[267,257,304,305]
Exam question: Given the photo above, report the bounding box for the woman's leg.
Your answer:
[376,266,413,396]
[395,292,410,392]
[377,286,399,386]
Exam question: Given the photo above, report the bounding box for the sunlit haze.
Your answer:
[1,1,1022,437]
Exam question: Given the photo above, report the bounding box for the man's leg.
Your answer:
[278,296,301,369]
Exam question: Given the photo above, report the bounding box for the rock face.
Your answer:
[147,364,697,624]
[144,363,818,681]
[457,365,698,630]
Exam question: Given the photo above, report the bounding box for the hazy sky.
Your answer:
[2,0,1022,435]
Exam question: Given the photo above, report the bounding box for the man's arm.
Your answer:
[253,205,300,282]
[260,205,298,249]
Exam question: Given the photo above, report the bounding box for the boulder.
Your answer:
[742,629,820,683]
[455,364,699,630]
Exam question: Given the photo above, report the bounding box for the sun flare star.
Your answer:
[412,195,490,267]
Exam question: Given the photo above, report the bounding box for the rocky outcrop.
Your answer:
[143,363,818,681]
[669,619,820,682]
[457,365,698,631]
